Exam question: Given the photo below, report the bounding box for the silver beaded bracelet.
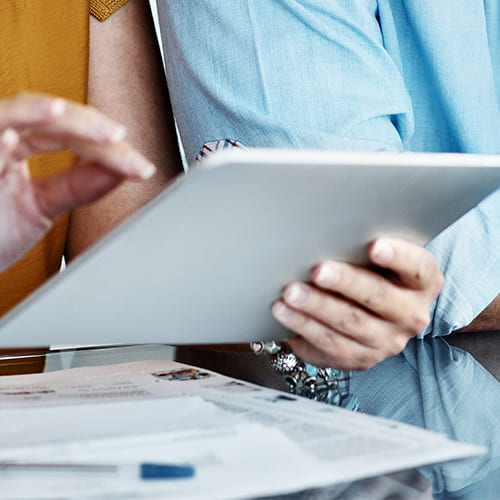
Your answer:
[250,341,359,411]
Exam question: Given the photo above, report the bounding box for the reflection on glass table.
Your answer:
[0,343,497,499]
[176,331,500,500]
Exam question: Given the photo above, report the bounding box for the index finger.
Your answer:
[367,238,443,292]
[0,93,66,130]
[0,93,127,145]
[32,100,127,144]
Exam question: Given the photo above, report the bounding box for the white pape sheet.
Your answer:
[0,360,484,499]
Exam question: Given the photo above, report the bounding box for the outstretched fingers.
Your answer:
[0,93,66,130]
[33,161,125,221]
[71,140,156,181]
[22,99,127,148]
[0,93,156,181]
[0,93,126,144]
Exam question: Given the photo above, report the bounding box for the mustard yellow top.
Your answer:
[0,1,128,319]
[90,0,130,21]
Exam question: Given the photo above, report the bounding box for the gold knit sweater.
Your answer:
[90,0,130,21]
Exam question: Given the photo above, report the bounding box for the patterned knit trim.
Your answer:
[90,0,130,22]
[195,140,246,163]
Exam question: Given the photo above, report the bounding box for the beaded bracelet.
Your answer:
[250,341,359,411]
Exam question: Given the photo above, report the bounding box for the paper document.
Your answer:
[0,359,484,499]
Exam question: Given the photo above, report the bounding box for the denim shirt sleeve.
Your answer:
[157,0,500,337]
[422,190,500,337]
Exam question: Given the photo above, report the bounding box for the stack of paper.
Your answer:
[0,359,483,499]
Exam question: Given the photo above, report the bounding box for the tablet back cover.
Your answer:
[0,149,498,346]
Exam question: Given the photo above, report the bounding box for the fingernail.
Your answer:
[108,125,127,143]
[126,152,156,179]
[48,99,66,116]
[272,302,293,321]
[284,283,309,306]
[0,129,19,148]
[137,161,156,179]
[95,123,127,143]
[34,98,66,117]
[314,262,340,287]
[371,240,395,266]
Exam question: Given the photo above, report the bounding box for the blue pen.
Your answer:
[0,461,195,480]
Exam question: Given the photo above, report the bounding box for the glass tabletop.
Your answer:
[0,342,498,499]
[174,339,500,500]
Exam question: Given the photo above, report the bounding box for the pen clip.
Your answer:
[0,461,195,480]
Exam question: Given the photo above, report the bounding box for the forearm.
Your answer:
[66,0,182,259]
[421,190,500,338]
[455,294,500,332]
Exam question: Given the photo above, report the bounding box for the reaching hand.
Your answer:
[0,93,156,272]
[272,238,444,370]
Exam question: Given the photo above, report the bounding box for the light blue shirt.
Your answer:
[157,1,499,494]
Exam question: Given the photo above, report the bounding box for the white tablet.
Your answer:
[0,149,498,346]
